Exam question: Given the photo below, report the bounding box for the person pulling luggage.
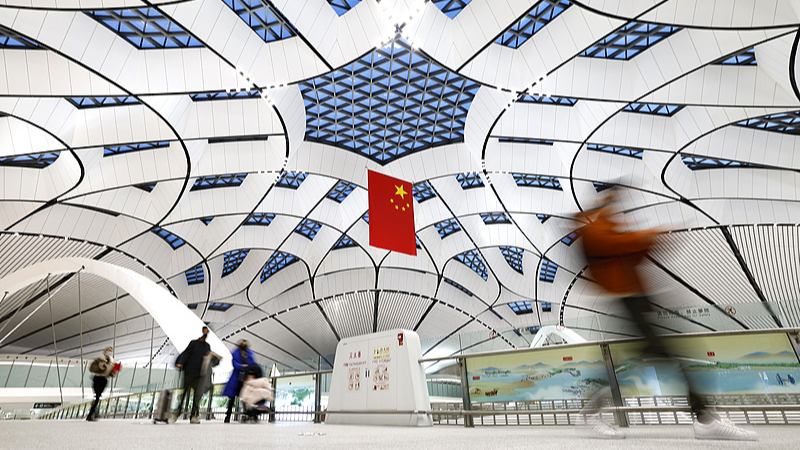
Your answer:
[172,326,211,424]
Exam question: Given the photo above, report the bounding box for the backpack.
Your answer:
[89,358,106,374]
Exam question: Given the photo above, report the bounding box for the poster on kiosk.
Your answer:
[326,329,432,426]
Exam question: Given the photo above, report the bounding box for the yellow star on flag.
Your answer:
[395,185,407,200]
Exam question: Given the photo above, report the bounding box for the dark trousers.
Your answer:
[584,295,706,417]
[175,374,203,418]
[225,397,237,420]
[87,376,107,419]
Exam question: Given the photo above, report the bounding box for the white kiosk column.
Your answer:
[325,329,432,426]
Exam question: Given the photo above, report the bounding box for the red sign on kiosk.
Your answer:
[563,356,573,361]
[398,333,404,346]
[707,352,715,357]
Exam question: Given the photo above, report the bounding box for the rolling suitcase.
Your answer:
[153,389,173,423]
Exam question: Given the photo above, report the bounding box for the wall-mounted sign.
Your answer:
[33,403,60,409]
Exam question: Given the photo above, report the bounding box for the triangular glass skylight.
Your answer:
[495,0,571,48]
[190,90,262,101]
[333,234,357,249]
[327,0,360,16]
[86,8,203,49]
[413,181,436,203]
[455,249,488,281]
[434,218,461,238]
[67,97,139,109]
[0,152,60,169]
[624,103,683,116]
[0,25,42,48]
[276,171,307,189]
[736,111,800,135]
[513,173,562,190]
[191,173,248,191]
[327,180,357,203]
[455,173,484,189]
[260,251,299,282]
[536,213,550,223]
[221,0,297,43]
[518,93,577,105]
[681,155,758,170]
[245,212,276,225]
[295,218,322,240]
[443,278,473,296]
[480,212,510,224]
[587,143,643,159]
[300,38,480,163]
[432,0,472,19]
[104,141,169,156]
[499,246,524,274]
[581,22,681,60]
[222,249,250,277]
[712,47,756,65]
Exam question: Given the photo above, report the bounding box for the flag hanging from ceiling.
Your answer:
[368,170,417,256]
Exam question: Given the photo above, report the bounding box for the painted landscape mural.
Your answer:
[465,345,608,402]
[610,333,800,397]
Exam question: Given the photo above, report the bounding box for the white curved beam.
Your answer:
[0,257,231,372]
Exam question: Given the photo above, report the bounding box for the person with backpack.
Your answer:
[86,346,118,422]
[222,339,256,423]
[172,326,211,424]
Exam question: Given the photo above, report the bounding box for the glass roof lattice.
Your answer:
[185,264,204,285]
[334,234,357,249]
[443,278,473,296]
[222,0,297,43]
[624,103,683,116]
[276,171,307,189]
[327,180,357,203]
[0,25,42,48]
[300,38,480,164]
[327,0,360,16]
[454,249,488,281]
[518,94,577,105]
[712,47,756,65]
[245,212,276,225]
[587,143,643,159]
[261,251,299,282]
[499,246,524,274]
[540,259,557,282]
[295,218,322,240]
[681,155,757,170]
[480,212,510,224]
[581,22,681,60]
[495,0,571,49]
[104,141,169,156]
[513,173,562,190]
[0,152,60,169]
[86,8,203,49]
[222,249,250,277]
[593,181,613,193]
[561,231,579,245]
[434,218,461,238]
[455,173,484,189]
[736,111,800,135]
[498,137,553,145]
[208,302,233,312]
[191,173,248,191]
[191,90,262,101]
[413,181,436,203]
[199,216,214,225]
[134,183,156,192]
[536,213,550,223]
[432,0,473,19]
[152,227,185,249]
[66,97,139,109]
[508,301,532,315]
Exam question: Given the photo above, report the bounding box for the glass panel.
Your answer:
[26,361,50,387]
[60,362,85,388]
[43,364,68,387]
[0,362,12,387]
[5,360,31,387]
[113,363,136,393]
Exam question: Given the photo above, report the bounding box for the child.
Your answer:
[238,367,274,423]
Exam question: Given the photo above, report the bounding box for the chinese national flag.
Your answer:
[368,170,416,256]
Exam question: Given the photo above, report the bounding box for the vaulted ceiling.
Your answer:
[1,0,799,372]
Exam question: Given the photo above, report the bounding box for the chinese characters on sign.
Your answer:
[656,307,712,319]
[372,345,391,391]
[344,350,365,392]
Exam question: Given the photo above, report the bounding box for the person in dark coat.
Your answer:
[223,339,256,423]
[172,326,211,424]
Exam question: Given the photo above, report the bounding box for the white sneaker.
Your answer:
[190,416,200,424]
[694,418,757,441]
[588,415,625,440]
[168,413,179,424]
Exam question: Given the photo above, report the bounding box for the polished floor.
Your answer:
[0,420,791,450]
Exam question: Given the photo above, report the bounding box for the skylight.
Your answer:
[541,301,552,312]
[443,278,473,296]
[208,302,233,312]
[208,135,271,144]
[300,39,480,163]
[260,251,299,282]
[518,93,577,105]
[432,0,472,19]
[276,171,307,189]
[245,212,276,225]
[333,234,357,249]
[327,180,357,203]
[0,25,42,48]
[495,0,571,48]
[413,181,436,203]
[295,218,322,240]
[134,183,156,192]
[540,259,557,282]
[736,111,800,135]
[593,181,613,192]
[561,231,579,245]
[66,97,139,109]
[86,8,203,49]
[222,0,296,43]
[185,264,204,285]
[327,0,360,16]
[199,216,214,225]
[480,212,511,224]
[497,137,554,145]
[152,227,185,249]
[587,143,643,159]
[222,249,250,277]
[581,22,681,60]
[499,246,524,274]
[712,47,756,65]
[536,213,550,223]
[0,152,60,169]
[624,103,683,116]
[104,141,169,156]
[681,155,756,170]
[508,301,532,315]
[191,173,248,191]
[190,90,261,101]
[512,173,562,190]
[434,218,461,238]
[362,212,370,223]
[455,173,484,189]
[455,249,488,281]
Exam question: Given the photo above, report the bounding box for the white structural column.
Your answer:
[0,257,232,374]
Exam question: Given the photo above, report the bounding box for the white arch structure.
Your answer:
[529,325,588,348]
[0,257,232,373]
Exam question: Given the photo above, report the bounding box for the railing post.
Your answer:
[268,377,277,423]
[313,373,322,424]
[600,343,628,427]
[458,357,474,428]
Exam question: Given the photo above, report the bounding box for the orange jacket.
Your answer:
[577,208,658,296]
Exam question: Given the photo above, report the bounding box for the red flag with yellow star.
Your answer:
[368,170,416,256]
